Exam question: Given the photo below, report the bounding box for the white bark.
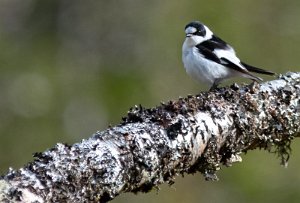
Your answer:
[1,72,300,203]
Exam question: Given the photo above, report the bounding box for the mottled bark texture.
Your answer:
[1,72,300,203]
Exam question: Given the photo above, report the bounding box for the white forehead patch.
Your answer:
[185,26,197,34]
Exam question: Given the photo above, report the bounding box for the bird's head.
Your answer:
[184,21,213,46]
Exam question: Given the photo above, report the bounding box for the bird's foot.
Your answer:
[209,85,218,92]
[209,81,220,91]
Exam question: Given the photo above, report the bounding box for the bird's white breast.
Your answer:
[182,40,233,86]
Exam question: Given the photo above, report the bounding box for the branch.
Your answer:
[1,72,300,203]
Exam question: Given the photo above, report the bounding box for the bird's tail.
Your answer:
[241,62,276,76]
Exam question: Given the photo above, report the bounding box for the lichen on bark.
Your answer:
[0,72,299,203]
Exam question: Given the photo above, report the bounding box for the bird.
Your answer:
[182,21,275,91]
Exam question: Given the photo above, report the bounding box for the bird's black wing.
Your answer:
[195,35,248,73]
[197,35,275,80]
[210,35,275,76]
[195,34,233,63]
[195,44,221,64]
[196,37,263,82]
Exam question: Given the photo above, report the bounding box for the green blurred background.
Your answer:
[0,0,300,202]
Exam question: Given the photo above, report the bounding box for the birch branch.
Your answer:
[1,72,300,203]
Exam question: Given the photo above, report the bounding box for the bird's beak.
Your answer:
[186,33,192,37]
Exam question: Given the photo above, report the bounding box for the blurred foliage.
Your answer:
[0,0,299,202]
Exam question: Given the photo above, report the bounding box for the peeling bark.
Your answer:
[1,72,300,203]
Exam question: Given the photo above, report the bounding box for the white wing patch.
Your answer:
[213,49,247,70]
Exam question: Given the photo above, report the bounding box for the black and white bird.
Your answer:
[182,21,275,91]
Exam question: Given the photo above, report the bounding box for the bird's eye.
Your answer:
[197,29,206,37]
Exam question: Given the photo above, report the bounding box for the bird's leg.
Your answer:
[209,81,219,91]
[209,79,221,91]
